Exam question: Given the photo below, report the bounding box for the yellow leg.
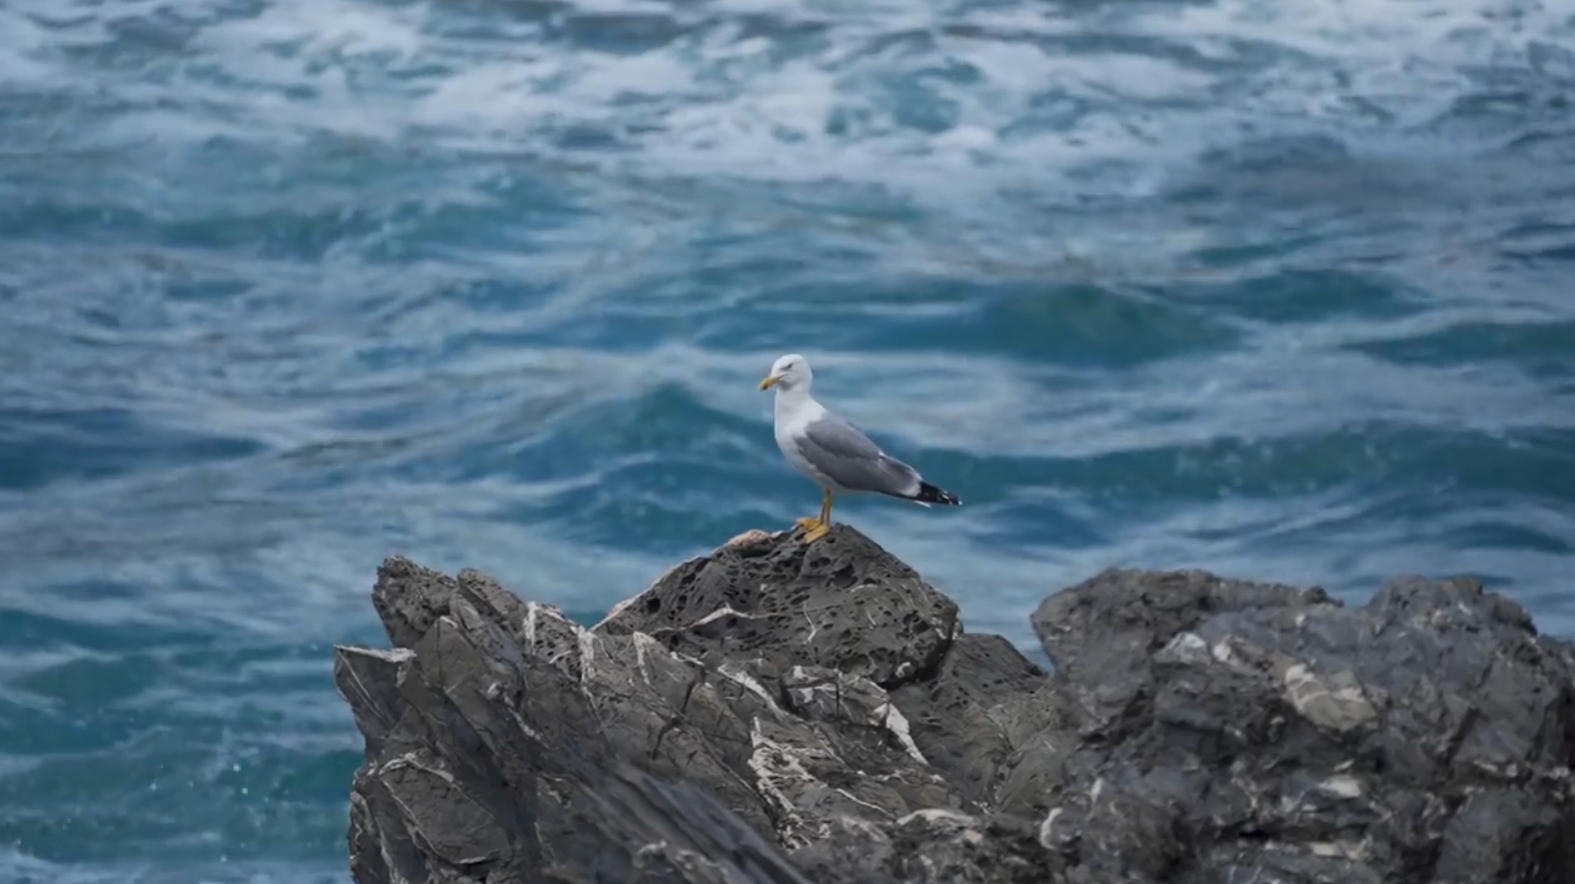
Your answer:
[802,488,833,542]
[794,488,831,532]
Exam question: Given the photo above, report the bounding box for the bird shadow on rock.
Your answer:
[335,523,1575,884]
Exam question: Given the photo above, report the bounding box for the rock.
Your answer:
[888,632,1046,805]
[1011,568,1575,884]
[334,525,1575,884]
[597,525,960,688]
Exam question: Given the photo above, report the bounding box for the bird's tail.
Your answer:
[914,481,960,506]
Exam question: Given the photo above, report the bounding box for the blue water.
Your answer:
[2,0,1573,880]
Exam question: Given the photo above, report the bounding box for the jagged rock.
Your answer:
[1010,568,1575,884]
[335,525,1575,884]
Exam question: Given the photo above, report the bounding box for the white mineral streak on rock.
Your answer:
[1038,807,1064,849]
[1211,638,1238,665]
[747,718,813,848]
[354,647,413,663]
[632,631,660,686]
[717,661,788,719]
[835,788,892,817]
[787,664,832,710]
[1319,773,1363,799]
[577,629,597,684]
[1162,631,1211,664]
[692,605,757,626]
[379,751,456,785]
[874,699,928,764]
[508,705,541,741]
[523,602,540,649]
[1281,663,1378,733]
[1302,838,1371,861]
[898,808,976,826]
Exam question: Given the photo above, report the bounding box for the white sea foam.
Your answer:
[4,0,1564,202]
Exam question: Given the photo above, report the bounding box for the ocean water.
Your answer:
[1,0,1573,880]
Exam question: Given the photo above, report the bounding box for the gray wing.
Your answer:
[796,410,922,497]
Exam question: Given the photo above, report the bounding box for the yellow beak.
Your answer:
[759,374,780,390]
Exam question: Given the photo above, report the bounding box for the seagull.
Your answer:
[758,353,959,542]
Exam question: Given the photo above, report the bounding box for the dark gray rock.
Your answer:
[598,526,960,688]
[1012,567,1575,884]
[335,527,1575,884]
[888,632,1046,806]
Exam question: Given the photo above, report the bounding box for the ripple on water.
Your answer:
[1350,318,1575,378]
[0,406,268,492]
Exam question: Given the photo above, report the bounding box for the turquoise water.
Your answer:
[2,0,1573,880]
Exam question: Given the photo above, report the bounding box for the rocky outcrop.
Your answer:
[334,524,1575,884]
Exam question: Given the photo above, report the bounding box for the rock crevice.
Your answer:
[335,525,1575,884]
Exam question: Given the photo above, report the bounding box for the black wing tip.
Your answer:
[915,481,961,506]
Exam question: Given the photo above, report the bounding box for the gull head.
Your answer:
[759,353,812,392]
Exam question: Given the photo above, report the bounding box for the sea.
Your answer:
[1,0,1572,881]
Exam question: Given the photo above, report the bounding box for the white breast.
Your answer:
[773,394,834,488]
